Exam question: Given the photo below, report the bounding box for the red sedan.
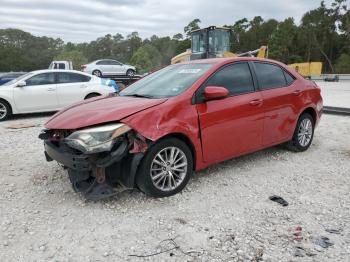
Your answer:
[39,57,323,200]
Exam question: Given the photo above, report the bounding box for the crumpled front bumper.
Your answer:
[44,139,129,170]
[44,141,91,171]
[41,135,145,200]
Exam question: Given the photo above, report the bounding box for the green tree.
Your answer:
[149,36,178,65]
[334,53,350,73]
[126,32,142,61]
[0,28,63,71]
[130,44,162,73]
[175,39,191,55]
[184,19,201,38]
[269,18,298,63]
[172,33,183,40]
[54,50,88,70]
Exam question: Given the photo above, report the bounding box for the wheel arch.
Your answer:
[300,107,317,124]
[0,97,13,113]
[84,92,101,99]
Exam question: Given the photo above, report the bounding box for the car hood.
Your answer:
[45,95,167,130]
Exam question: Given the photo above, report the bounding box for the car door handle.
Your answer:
[80,84,87,88]
[249,99,263,106]
[292,90,302,96]
[47,88,56,91]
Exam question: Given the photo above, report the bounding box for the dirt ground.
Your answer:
[0,113,349,262]
[316,81,350,108]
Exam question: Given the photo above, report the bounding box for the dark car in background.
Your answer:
[0,72,26,85]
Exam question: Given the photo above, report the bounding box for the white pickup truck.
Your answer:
[49,61,73,70]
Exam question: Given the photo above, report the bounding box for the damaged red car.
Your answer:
[39,57,323,200]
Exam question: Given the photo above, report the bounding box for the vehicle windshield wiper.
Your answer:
[123,93,155,99]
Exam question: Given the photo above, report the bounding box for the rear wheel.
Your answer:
[286,113,314,152]
[92,70,102,77]
[136,137,193,197]
[0,99,11,121]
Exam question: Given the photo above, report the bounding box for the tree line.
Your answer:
[0,0,349,74]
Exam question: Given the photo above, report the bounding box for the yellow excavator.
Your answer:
[171,26,322,77]
[171,26,269,64]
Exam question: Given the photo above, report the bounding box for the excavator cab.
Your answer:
[170,26,268,64]
[190,26,231,60]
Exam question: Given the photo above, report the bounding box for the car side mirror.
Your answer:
[203,86,229,101]
[16,81,26,87]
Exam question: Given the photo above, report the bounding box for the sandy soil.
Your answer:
[316,81,350,108]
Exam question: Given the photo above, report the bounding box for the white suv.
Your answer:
[0,70,115,121]
[82,59,136,77]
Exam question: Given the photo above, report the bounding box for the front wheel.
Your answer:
[286,113,314,152]
[126,69,135,77]
[136,137,193,197]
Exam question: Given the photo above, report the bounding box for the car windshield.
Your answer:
[3,72,33,86]
[120,63,213,98]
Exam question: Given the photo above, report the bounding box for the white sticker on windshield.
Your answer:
[178,69,201,74]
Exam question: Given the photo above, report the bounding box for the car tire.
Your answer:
[136,137,193,198]
[0,99,11,121]
[92,70,102,77]
[85,93,101,99]
[286,113,314,152]
[126,69,135,77]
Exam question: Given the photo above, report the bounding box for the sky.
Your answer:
[0,0,337,43]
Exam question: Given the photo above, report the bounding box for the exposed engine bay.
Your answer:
[39,124,148,200]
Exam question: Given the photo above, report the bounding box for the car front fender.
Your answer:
[120,99,206,170]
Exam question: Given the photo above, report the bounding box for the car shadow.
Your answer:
[190,145,289,182]
[102,145,292,204]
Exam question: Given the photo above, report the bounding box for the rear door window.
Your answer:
[57,72,91,83]
[96,60,108,65]
[26,73,55,86]
[108,60,121,65]
[283,71,295,85]
[254,62,287,90]
[200,62,255,97]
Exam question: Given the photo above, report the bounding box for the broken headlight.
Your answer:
[65,123,131,154]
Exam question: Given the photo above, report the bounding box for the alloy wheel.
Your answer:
[298,118,313,147]
[127,70,135,77]
[93,70,101,77]
[0,103,7,120]
[150,147,188,192]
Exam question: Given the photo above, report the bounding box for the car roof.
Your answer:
[29,69,94,77]
[184,57,295,71]
[93,59,119,62]
[185,57,284,65]
[95,59,113,61]
[178,57,301,79]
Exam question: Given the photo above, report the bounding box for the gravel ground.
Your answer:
[0,113,349,262]
[316,81,350,108]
